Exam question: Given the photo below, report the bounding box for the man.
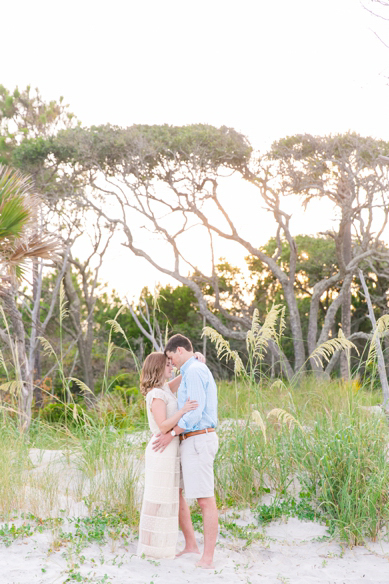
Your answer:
[152,333,218,569]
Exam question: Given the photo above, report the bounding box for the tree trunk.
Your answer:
[340,220,352,379]
[1,287,33,432]
[32,259,44,409]
[359,270,389,407]
[284,283,306,372]
[307,272,343,373]
[63,263,96,406]
[385,335,389,380]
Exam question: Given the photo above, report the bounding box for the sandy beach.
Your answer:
[2,509,389,583]
[1,446,389,584]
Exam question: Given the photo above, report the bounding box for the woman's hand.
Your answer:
[194,351,206,364]
[181,398,198,414]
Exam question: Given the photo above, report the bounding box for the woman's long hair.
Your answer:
[140,352,167,396]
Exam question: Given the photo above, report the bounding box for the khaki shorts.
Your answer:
[180,431,219,499]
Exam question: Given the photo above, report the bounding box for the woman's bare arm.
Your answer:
[151,398,197,434]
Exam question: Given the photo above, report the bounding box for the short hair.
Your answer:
[164,334,193,355]
[140,352,167,396]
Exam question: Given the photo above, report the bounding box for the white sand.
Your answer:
[1,448,389,583]
[2,515,389,584]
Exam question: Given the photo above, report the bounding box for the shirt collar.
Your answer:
[180,355,196,375]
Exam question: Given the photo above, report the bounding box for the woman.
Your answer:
[137,352,198,559]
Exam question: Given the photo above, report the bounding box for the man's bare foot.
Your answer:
[196,558,214,569]
[175,547,200,558]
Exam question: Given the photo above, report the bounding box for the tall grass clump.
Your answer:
[294,412,389,544]
[0,426,29,519]
[208,306,389,545]
[0,416,140,525]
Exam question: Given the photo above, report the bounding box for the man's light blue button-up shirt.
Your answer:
[177,356,218,433]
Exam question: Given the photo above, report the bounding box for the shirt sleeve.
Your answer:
[177,367,207,430]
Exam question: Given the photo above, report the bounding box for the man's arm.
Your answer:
[152,424,185,452]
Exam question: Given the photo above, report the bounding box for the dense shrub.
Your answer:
[39,402,88,425]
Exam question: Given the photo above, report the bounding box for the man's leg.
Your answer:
[196,495,218,568]
[176,488,200,556]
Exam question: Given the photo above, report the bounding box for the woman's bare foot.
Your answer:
[196,558,214,569]
[175,546,200,558]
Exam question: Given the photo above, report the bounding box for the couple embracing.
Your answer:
[137,334,219,568]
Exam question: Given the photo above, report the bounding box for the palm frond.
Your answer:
[0,196,29,240]
[8,234,61,263]
[251,409,267,443]
[0,165,36,240]
[267,407,303,431]
[0,165,32,207]
[0,165,61,283]
[309,329,359,367]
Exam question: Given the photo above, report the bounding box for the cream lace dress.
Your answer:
[137,384,180,559]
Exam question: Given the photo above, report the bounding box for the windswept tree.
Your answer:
[2,87,115,398]
[269,134,389,376]
[0,86,80,404]
[0,166,59,430]
[14,125,389,379]
[62,218,115,399]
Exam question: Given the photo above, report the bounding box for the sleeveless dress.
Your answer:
[137,384,180,559]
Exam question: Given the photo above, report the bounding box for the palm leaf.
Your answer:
[0,166,34,239]
[0,197,29,239]
[8,234,60,263]
[0,165,60,280]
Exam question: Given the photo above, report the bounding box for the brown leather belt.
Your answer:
[179,428,215,442]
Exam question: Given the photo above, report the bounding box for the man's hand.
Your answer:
[152,431,174,452]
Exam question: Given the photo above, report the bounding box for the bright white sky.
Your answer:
[3,0,389,298]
